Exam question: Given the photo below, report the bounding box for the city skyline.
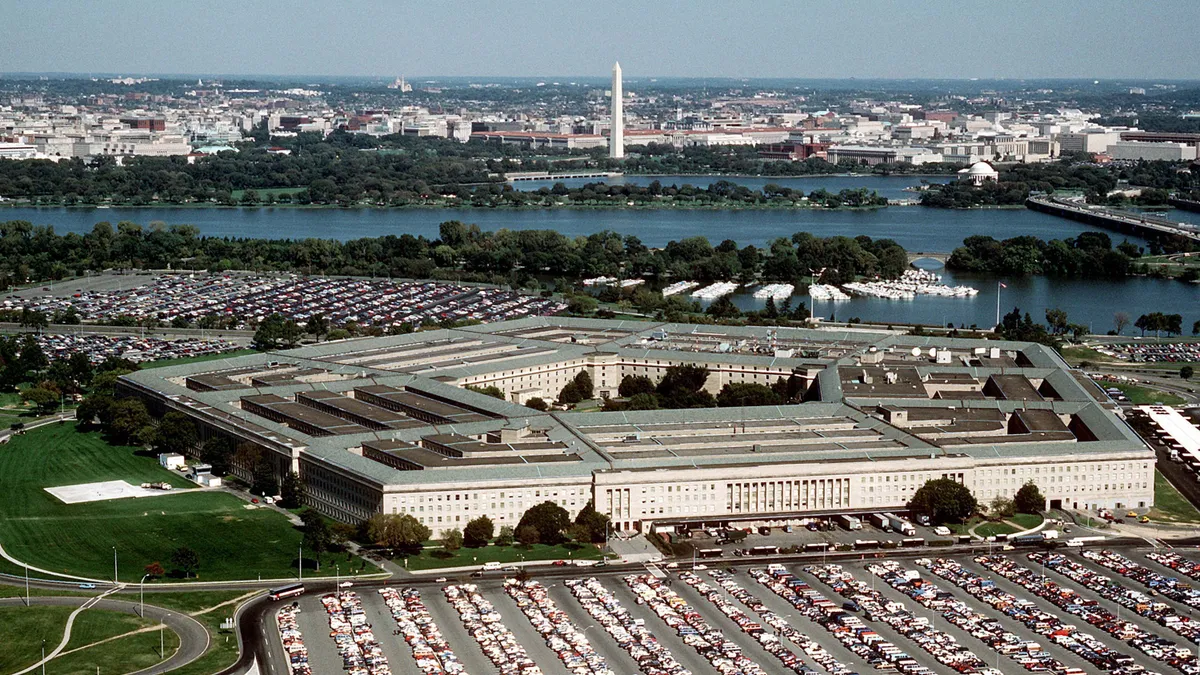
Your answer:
[5,0,1200,80]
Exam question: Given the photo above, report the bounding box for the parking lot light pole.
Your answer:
[139,574,150,617]
[112,546,118,584]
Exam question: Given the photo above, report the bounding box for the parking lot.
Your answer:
[24,332,241,364]
[269,546,1200,675]
[4,272,566,329]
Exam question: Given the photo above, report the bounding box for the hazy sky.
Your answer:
[5,0,1199,80]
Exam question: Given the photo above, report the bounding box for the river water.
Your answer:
[1,174,1195,330]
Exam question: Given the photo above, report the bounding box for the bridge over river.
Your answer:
[1027,195,1200,243]
[907,251,950,264]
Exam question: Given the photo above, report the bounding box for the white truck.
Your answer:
[869,513,891,532]
[838,514,863,531]
[884,513,916,536]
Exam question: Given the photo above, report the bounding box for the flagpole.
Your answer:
[995,281,1002,327]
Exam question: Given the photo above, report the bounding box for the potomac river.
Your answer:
[2,175,1196,330]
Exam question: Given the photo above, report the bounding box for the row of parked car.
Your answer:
[978,554,1195,673]
[683,568,851,675]
[565,576,691,675]
[377,587,466,675]
[443,583,541,675]
[504,578,612,675]
[624,572,767,675]
[811,563,989,674]
[919,557,1148,674]
[1079,550,1200,647]
[1148,551,1200,584]
[19,274,566,329]
[319,591,392,675]
[753,564,926,674]
[34,333,238,364]
[276,605,312,675]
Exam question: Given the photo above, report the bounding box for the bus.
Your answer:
[697,548,724,559]
[748,545,780,556]
[268,583,305,601]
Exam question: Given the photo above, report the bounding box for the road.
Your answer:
[0,595,210,675]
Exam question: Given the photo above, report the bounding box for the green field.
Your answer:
[1110,382,1187,406]
[1150,470,1200,524]
[975,521,1019,538]
[0,605,75,672]
[399,542,604,571]
[1010,513,1044,530]
[50,625,179,675]
[0,423,309,582]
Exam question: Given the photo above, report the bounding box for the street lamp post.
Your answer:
[139,574,150,618]
[112,546,118,584]
[298,544,302,582]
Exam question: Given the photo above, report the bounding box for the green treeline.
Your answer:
[0,218,909,291]
[920,159,1197,209]
[947,231,1140,278]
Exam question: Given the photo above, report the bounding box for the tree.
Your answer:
[251,455,278,497]
[1193,319,1200,336]
[306,313,329,339]
[618,375,656,398]
[301,509,332,567]
[463,516,495,548]
[573,500,610,543]
[107,398,154,445]
[556,381,584,405]
[572,370,594,399]
[441,528,463,553]
[1114,311,1131,335]
[907,478,978,525]
[1044,308,1069,335]
[1014,481,1046,514]
[523,397,549,411]
[466,384,506,400]
[151,412,197,456]
[516,524,540,547]
[366,513,431,554]
[716,382,783,407]
[20,386,58,415]
[279,471,305,509]
[144,561,165,579]
[1183,366,1195,381]
[516,501,571,545]
[252,312,304,350]
[988,496,1015,519]
[75,394,113,429]
[170,546,199,578]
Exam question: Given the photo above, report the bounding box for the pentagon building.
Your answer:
[119,317,1153,532]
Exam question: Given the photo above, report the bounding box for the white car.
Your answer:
[338,581,353,588]
[933,526,951,536]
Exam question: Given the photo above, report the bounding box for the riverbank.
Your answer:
[0,200,892,212]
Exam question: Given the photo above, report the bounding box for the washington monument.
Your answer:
[610,61,624,159]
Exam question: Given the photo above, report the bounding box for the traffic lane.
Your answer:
[957,556,1168,674]
[360,591,421,675]
[791,564,960,675]
[293,594,346,675]
[881,558,1102,675]
[668,569,825,674]
[730,567,875,673]
[605,577,720,675]
[486,584,572,675]
[418,582,502,675]
[545,579,644,675]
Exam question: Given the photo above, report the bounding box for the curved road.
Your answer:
[0,596,210,675]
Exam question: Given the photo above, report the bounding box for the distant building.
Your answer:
[914,110,958,123]
[473,131,606,150]
[0,142,40,160]
[1108,141,1197,162]
[120,116,166,131]
[1058,130,1123,155]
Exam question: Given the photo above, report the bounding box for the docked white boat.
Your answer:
[662,281,700,296]
[691,281,739,299]
[753,283,795,300]
[808,284,850,301]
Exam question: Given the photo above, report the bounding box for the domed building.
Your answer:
[958,161,999,186]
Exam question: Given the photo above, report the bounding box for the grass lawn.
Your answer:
[1110,382,1187,406]
[1061,346,1110,366]
[0,605,75,672]
[64,607,158,651]
[50,625,179,675]
[140,348,257,370]
[975,521,1019,538]
[399,542,604,571]
[115,589,250,614]
[1010,513,1045,530]
[1149,470,1200,524]
[0,423,310,583]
